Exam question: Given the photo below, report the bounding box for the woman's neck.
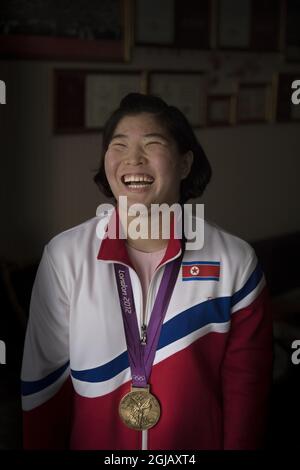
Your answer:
[118,209,169,253]
[126,237,168,253]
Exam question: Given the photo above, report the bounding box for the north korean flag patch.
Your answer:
[182,261,220,281]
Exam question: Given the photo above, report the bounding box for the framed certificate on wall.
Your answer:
[218,0,251,49]
[218,0,281,51]
[148,71,207,127]
[85,72,143,129]
[135,0,175,46]
[251,0,281,51]
[0,0,133,61]
[206,94,236,126]
[236,82,273,123]
[54,69,144,133]
[174,0,211,49]
[285,0,300,62]
[135,0,212,50]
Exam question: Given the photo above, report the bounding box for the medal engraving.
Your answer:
[119,386,160,430]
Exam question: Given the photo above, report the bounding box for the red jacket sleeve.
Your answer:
[23,377,73,449]
[222,284,273,449]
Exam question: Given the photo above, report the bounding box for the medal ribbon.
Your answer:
[114,250,183,388]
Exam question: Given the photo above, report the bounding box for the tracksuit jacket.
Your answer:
[21,209,272,449]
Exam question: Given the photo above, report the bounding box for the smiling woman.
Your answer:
[94,93,210,253]
[104,113,193,224]
[21,92,272,451]
[95,93,211,206]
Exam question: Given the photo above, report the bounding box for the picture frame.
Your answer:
[217,0,281,51]
[174,0,212,49]
[148,71,207,128]
[284,0,300,62]
[236,82,273,124]
[274,73,300,122]
[135,0,175,46]
[0,0,133,61]
[217,0,252,49]
[250,0,281,51]
[135,0,213,50]
[206,94,236,127]
[54,69,144,134]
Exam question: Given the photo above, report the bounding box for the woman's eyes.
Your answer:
[110,140,166,149]
[112,142,127,148]
[146,141,164,147]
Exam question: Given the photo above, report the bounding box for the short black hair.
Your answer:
[94,93,212,204]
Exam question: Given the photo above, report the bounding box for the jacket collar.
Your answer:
[97,207,182,267]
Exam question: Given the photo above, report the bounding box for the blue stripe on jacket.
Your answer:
[22,263,263,390]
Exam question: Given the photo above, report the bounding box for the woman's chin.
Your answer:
[116,189,155,206]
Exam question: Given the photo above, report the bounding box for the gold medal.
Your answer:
[119,385,161,431]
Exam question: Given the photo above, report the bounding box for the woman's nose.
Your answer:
[125,147,146,165]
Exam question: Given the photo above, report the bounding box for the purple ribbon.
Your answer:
[114,252,183,388]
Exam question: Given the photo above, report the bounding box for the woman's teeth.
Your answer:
[122,175,154,187]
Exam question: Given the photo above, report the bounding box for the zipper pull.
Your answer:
[141,324,147,345]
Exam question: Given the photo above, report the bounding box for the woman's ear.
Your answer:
[180,151,194,180]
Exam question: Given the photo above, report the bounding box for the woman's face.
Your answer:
[104,113,193,209]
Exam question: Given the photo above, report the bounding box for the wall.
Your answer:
[0,46,300,263]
